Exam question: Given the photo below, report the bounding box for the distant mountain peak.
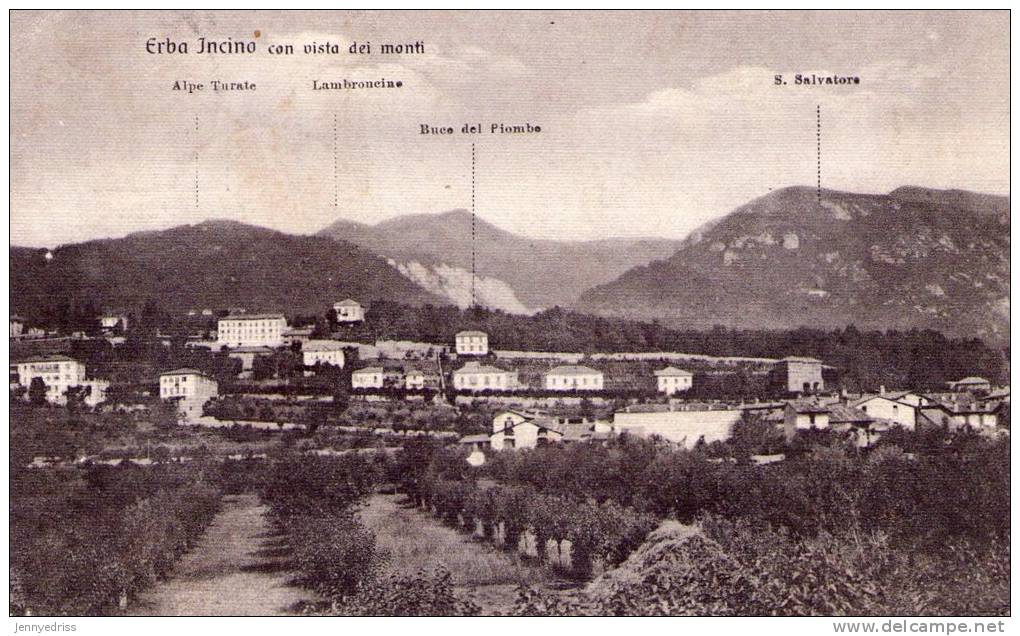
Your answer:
[317,209,683,312]
[576,185,1010,344]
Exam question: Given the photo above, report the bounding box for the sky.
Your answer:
[9,10,1010,247]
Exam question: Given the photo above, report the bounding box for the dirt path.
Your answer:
[359,493,573,615]
[132,494,319,616]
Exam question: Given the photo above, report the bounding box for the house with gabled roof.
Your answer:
[948,376,992,393]
[852,393,929,429]
[489,409,564,450]
[655,366,693,394]
[333,299,365,323]
[455,330,488,356]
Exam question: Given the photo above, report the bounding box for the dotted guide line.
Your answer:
[471,142,476,309]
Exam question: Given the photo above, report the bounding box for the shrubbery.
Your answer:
[417,476,657,579]
[10,480,220,615]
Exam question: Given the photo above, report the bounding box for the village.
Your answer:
[9,297,1009,463]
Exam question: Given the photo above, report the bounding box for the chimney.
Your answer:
[879,385,886,395]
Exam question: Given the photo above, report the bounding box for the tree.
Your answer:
[28,378,47,406]
[65,385,91,413]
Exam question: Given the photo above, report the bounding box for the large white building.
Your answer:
[302,340,345,368]
[452,360,517,392]
[655,367,693,395]
[10,355,88,405]
[159,369,219,420]
[455,330,488,356]
[217,314,287,348]
[333,299,365,323]
[613,406,743,449]
[544,365,604,391]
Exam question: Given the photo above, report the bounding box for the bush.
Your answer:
[287,512,385,601]
[330,568,481,616]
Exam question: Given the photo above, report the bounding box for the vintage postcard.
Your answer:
[8,9,1010,622]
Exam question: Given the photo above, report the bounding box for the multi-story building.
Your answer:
[302,340,346,368]
[159,369,219,420]
[452,360,517,392]
[455,330,488,356]
[10,355,88,405]
[770,356,825,394]
[655,367,693,395]
[217,313,287,348]
[333,299,365,323]
[544,365,604,391]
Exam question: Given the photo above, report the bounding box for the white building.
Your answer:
[455,330,489,356]
[613,406,743,449]
[10,355,88,405]
[159,369,219,420]
[452,360,517,392]
[352,366,385,389]
[783,400,831,432]
[852,394,926,429]
[949,376,992,393]
[302,340,345,368]
[489,410,563,450]
[405,369,426,390]
[10,315,24,337]
[333,299,365,323]
[544,365,604,391]
[217,314,287,348]
[99,313,129,332]
[655,367,693,395]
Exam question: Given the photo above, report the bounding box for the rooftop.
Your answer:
[303,339,346,352]
[456,361,510,374]
[335,299,362,307]
[456,330,487,337]
[458,434,491,444]
[788,400,830,414]
[220,313,286,321]
[354,366,385,374]
[654,366,693,376]
[828,404,872,424]
[954,376,990,385]
[12,354,78,364]
[546,365,602,376]
[160,368,215,379]
[780,356,823,364]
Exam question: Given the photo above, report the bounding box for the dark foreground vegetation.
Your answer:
[11,413,1009,616]
[10,462,220,615]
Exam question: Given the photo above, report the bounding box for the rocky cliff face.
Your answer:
[318,210,681,313]
[575,187,1010,344]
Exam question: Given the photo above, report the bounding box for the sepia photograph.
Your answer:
[7,9,1011,622]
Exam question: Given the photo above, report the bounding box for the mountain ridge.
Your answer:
[574,185,1009,343]
[9,220,446,325]
[317,210,683,312]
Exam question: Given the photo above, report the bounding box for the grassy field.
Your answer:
[359,493,572,614]
[132,494,319,616]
